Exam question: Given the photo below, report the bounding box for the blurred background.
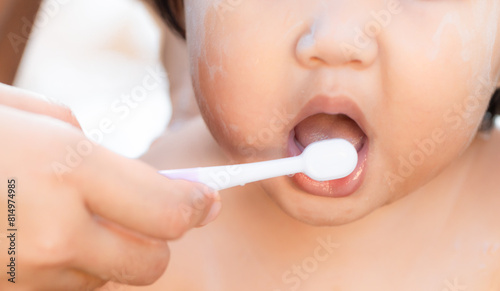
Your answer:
[14,0,171,158]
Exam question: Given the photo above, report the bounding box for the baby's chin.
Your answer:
[258,176,391,226]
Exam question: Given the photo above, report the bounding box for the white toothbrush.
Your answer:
[159,139,358,191]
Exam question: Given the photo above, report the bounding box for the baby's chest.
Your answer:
[199,237,500,291]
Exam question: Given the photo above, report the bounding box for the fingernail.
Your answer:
[199,200,222,226]
[37,93,67,107]
[194,183,220,204]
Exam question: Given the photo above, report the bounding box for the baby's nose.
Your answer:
[295,3,385,69]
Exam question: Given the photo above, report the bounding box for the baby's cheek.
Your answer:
[195,50,292,161]
[196,58,286,162]
[382,109,479,198]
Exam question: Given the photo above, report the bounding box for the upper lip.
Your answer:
[290,94,370,141]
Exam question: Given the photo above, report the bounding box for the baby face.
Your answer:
[183,0,500,225]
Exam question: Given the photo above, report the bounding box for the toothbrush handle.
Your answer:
[159,156,303,191]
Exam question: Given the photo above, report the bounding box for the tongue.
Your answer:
[294,114,366,152]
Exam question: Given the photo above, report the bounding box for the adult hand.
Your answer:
[0,84,221,290]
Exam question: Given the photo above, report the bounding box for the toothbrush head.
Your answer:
[301,139,358,181]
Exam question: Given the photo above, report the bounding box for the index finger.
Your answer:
[69,143,221,240]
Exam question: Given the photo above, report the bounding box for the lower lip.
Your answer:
[287,133,368,198]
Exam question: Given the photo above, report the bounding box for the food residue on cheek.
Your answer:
[185,1,231,129]
[425,1,499,139]
[464,0,500,133]
[427,1,499,82]
[186,1,229,96]
[428,12,473,62]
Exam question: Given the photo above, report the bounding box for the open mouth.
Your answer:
[294,113,367,153]
[287,102,369,198]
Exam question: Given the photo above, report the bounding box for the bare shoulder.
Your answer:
[141,116,228,170]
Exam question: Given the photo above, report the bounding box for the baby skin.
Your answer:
[112,0,500,290]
